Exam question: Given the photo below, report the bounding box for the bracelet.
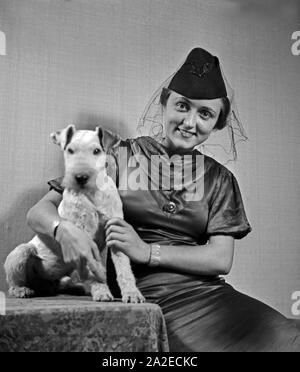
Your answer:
[148,243,161,267]
[52,220,61,240]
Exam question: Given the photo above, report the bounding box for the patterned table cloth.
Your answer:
[0,295,169,352]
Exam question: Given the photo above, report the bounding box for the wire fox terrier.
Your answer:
[4,125,145,303]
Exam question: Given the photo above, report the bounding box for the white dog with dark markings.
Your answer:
[4,125,145,303]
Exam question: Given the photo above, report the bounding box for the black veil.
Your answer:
[136,57,249,166]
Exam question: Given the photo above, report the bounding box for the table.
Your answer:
[0,295,169,352]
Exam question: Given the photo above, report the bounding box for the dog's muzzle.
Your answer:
[75,174,89,186]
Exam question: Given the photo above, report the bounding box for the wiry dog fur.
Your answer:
[4,125,145,303]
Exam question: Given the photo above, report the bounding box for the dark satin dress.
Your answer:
[49,129,300,352]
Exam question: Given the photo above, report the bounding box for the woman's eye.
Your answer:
[200,111,212,120]
[67,148,74,154]
[176,102,188,111]
[93,148,101,155]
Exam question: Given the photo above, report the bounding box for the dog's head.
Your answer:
[51,125,111,192]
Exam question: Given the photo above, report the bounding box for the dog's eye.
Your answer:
[68,148,74,154]
[93,148,101,155]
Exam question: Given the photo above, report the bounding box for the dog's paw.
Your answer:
[91,283,114,302]
[8,286,35,298]
[121,288,145,304]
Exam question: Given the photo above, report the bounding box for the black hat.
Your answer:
[168,48,227,100]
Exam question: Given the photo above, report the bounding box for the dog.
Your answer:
[4,125,145,303]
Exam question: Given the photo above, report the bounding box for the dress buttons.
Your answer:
[163,201,177,214]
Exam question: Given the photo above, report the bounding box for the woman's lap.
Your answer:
[137,273,300,352]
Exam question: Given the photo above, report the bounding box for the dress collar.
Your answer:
[132,136,202,158]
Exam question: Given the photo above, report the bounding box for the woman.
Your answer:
[27,48,300,352]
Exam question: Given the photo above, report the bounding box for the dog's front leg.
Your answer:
[90,281,114,302]
[83,246,114,302]
[110,249,145,303]
[83,272,114,302]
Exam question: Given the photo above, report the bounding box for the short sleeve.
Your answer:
[206,168,252,240]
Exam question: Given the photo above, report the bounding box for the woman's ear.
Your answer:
[50,124,76,150]
[215,97,230,131]
[159,87,172,107]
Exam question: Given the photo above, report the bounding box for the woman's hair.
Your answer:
[159,87,230,131]
[159,87,172,107]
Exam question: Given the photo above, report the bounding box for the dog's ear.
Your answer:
[95,126,121,151]
[50,125,76,150]
[96,126,104,149]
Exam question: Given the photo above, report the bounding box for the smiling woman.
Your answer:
[161,91,224,155]
[137,48,245,164]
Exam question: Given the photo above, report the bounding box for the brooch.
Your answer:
[186,61,213,78]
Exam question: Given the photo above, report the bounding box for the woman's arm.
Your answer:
[27,190,102,271]
[27,190,63,237]
[105,218,235,276]
[158,235,234,275]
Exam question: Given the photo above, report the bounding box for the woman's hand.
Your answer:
[55,220,103,280]
[105,218,151,265]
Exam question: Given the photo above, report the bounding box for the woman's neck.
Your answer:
[160,137,194,157]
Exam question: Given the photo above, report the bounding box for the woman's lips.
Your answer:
[176,128,196,138]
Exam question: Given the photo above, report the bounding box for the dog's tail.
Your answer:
[4,243,38,288]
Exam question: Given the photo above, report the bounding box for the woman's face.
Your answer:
[162,91,223,155]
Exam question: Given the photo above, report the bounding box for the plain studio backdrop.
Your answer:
[0,0,299,318]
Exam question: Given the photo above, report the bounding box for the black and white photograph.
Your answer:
[0,0,299,354]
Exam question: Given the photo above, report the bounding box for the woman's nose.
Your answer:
[183,112,197,128]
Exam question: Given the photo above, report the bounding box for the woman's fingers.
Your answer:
[91,245,101,262]
[87,257,105,282]
[90,241,101,262]
[106,239,126,249]
[106,232,127,243]
[105,218,128,230]
[105,225,126,236]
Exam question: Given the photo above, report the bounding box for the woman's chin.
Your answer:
[168,138,195,154]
